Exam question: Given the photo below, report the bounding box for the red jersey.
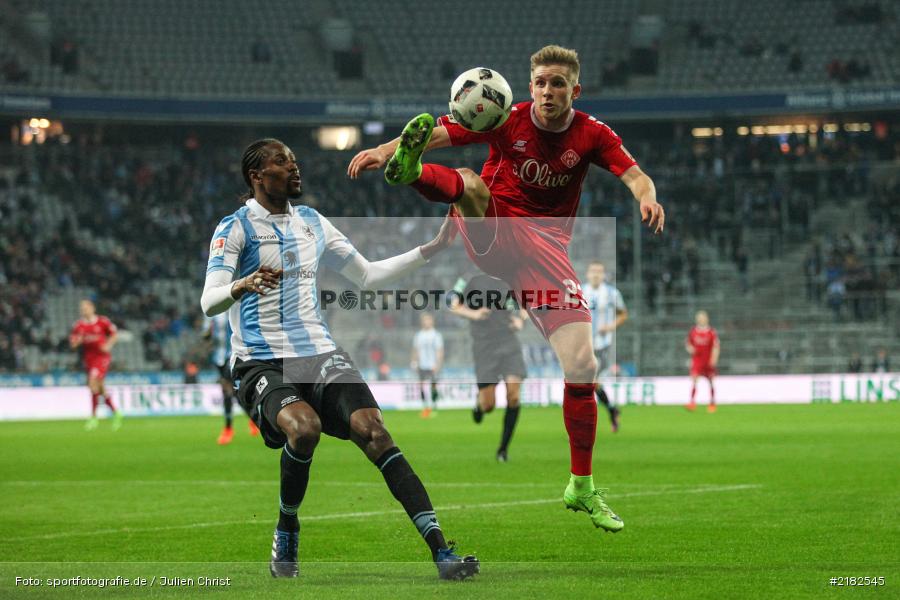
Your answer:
[438,101,637,236]
[71,316,117,361]
[687,326,719,364]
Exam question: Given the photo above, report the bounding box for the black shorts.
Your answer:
[231,349,378,449]
[594,347,611,379]
[216,362,231,381]
[417,369,438,384]
[473,339,527,389]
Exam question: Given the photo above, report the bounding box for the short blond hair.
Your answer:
[530,45,580,83]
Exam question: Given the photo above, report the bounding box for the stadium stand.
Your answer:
[1,120,897,376]
[1,0,897,97]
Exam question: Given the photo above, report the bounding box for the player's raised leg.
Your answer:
[549,322,623,532]
[383,114,490,220]
[345,389,479,580]
[270,401,320,578]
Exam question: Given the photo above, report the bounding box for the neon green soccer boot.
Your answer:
[384,113,434,185]
[564,476,624,533]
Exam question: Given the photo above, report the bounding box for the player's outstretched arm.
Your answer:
[339,210,457,288]
[101,331,118,353]
[347,126,451,179]
[620,166,665,234]
[200,266,283,316]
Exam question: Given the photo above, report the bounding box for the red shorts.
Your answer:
[85,355,111,380]
[454,204,590,339]
[690,361,717,378]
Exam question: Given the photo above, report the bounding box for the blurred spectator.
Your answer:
[847,352,862,373]
[827,59,849,83]
[871,348,890,373]
[51,38,80,75]
[788,51,803,74]
[827,278,846,321]
[2,55,30,83]
[685,238,700,294]
[836,2,883,24]
[734,246,749,294]
[739,37,764,58]
[251,40,272,64]
[845,58,871,80]
[804,243,822,302]
[601,57,629,87]
[440,60,457,81]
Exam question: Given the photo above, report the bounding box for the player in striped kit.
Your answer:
[203,308,259,444]
[583,262,627,432]
[411,313,443,418]
[200,139,477,581]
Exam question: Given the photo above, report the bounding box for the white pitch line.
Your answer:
[6,484,760,542]
[1,480,696,490]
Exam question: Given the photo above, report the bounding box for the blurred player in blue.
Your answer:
[411,313,444,418]
[203,308,259,444]
[583,262,627,432]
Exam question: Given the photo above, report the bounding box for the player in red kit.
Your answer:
[685,310,720,413]
[69,299,123,430]
[349,45,665,533]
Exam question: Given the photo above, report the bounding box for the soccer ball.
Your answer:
[448,67,513,132]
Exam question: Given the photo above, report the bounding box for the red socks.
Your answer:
[91,392,116,415]
[562,382,597,476]
[410,164,465,204]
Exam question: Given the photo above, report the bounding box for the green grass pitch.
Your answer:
[1,403,898,599]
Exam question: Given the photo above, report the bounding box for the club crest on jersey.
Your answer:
[303,225,316,240]
[561,149,580,168]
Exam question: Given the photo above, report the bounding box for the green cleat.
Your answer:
[564,484,624,533]
[84,417,99,431]
[384,113,434,185]
[111,411,124,431]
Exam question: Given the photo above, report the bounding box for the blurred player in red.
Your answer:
[685,310,720,413]
[70,299,122,430]
[349,45,665,533]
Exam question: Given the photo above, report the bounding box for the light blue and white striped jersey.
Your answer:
[584,282,625,350]
[206,199,357,363]
[203,310,233,367]
[412,329,444,370]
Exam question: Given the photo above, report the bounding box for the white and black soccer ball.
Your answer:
[448,67,513,132]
